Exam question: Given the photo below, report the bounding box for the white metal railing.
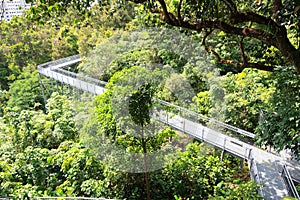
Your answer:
[281,164,300,199]
[38,57,106,95]
[37,56,106,88]
[38,54,81,70]
[153,108,251,159]
[54,68,107,87]
[155,99,255,139]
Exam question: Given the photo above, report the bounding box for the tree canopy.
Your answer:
[130,0,300,73]
[26,0,300,74]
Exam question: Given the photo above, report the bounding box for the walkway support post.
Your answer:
[38,73,47,106]
[221,138,226,161]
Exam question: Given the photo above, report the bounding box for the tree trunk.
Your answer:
[141,129,151,200]
[275,30,300,74]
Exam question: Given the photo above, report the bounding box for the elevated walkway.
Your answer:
[38,55,300,200]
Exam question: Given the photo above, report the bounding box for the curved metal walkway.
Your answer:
[38,55,299,200]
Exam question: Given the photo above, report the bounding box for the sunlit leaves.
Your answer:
[222,69,274,132]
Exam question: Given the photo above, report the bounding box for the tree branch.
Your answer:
[157,0,177,25]
[202,29,213,47]
[202,29,273,71]
[177,0,183,25]
[128,0,300,73]
[180,20,278,48]
[202,29,215,56]
[128,0,279,47]
[231,11,283,34]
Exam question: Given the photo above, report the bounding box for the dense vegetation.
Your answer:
[0,0,299,199]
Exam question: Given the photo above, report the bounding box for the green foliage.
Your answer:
[87,66,174,168]
[281,197,298,200]
[81,65,258,199]
[0,90,8,117]
[159,143,229,199]
[2,2,293,199]
[256,66,300,158]
[148,142,256,200]
[192,91,211,116]
[51,26,79,59]
[6,71,44,112]
[103,49,160,81]
[0,141,105,198]
[222,69,274,132]
[92,48,186,82]
[5,93,78,151]
[210,181,262,200]
[11,147,50,189]
[182,63,207,94]
[47,141,104,196]
[128,83,155,127]
[0,49,10,90]
[26,0,91,25]
[26,0,135,29]
[0,89,255,199]
[0,18,53,78]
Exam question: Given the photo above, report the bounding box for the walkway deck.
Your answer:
[37,55,300,200]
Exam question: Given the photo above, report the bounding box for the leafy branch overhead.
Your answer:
[25,0,300,73]
[128,0,300,73]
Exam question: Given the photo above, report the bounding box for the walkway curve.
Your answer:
[38,55,300,200]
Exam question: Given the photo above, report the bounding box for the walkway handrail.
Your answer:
[281,164,300,199]
[153,107,253,159]
[155,99,255,139]
[37,55,107,87]
[37,54,81,70]
[54,68,107,87]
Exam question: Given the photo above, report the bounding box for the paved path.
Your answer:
[38,55,300,200]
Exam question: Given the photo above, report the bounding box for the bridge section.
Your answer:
[38,55,299,200]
